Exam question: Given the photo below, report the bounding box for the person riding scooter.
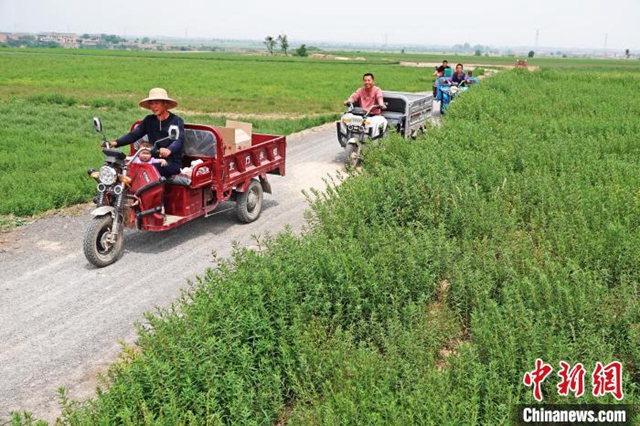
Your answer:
[450,64,467,85]
[105,88,185,178]
[344,73,387,132]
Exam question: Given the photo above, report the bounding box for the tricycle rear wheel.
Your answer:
[83,215,124,267]
[236,180,263,223]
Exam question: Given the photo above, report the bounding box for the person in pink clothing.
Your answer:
[344,73,387,115]
[132,141,168,166]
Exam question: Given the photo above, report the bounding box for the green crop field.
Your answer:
[0,48,434,222]
[325,49,640,70]
[10,60,640,424]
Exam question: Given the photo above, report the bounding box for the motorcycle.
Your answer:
[83,117,179,267]
[336,103,388,167]
[437,79,469,114]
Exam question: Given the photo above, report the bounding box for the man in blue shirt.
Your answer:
[107,88,185,177]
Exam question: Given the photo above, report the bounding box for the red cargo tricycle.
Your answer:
[84,118,286,267]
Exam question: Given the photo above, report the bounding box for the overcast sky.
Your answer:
[1,0,638,50]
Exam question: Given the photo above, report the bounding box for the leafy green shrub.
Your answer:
[27,93,78,106]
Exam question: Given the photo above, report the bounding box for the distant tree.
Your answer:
[151,39,156,44]
[81,34,90,39]
[264,36,276,55]
[277,34,289,55]
[625,49,630,59]
[8,35,60,48]
[562,54,568,58]
[528,50,535,58]
[295,44,308,57]
[101,34,126,44]
[401,48,405,54]
[142,37,150,44]
[474,49,482,56]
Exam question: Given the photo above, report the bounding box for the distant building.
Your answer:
[0,33,7,43]
[37,32,78,48]
[79,35,103,47]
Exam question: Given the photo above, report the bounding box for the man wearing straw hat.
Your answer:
[107,88,185,177]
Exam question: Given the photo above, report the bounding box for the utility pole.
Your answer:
[604,33,608,58]
[535,29,539,50]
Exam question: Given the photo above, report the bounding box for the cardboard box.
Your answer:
[217,120,252,154]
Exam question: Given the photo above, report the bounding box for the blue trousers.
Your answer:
[153,161,181,177]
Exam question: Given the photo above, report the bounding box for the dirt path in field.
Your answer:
[0,104,442,423]
[399,61,538,72]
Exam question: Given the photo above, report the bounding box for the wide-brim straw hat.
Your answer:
[139,88,178,110]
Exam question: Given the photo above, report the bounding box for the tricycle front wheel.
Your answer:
[345,143,361,167]
[236,180,263,223]
[83,215,124,267]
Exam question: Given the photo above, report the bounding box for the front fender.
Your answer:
[90,206,115,218]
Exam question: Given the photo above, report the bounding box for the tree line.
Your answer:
[263,34,311,57]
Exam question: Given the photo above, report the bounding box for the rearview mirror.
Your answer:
[168,125,180,141]
[93,117,102,133]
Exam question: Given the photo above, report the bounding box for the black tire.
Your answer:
[411,126,425,140]
[83,215,124,267]
[345,143,360,167]
[338,133,348,148]
[236,180,263,223]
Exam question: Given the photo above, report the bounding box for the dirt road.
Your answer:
[0,105,442,422]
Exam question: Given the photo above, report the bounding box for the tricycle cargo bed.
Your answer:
[381,91,433,138]
[224,133,286,178]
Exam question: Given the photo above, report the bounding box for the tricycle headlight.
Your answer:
[99,166,117,185]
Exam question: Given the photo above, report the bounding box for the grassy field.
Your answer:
[0,48,429,114]
[0,48,432,218]
[324,49,640,70]
[10,62,640,424]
